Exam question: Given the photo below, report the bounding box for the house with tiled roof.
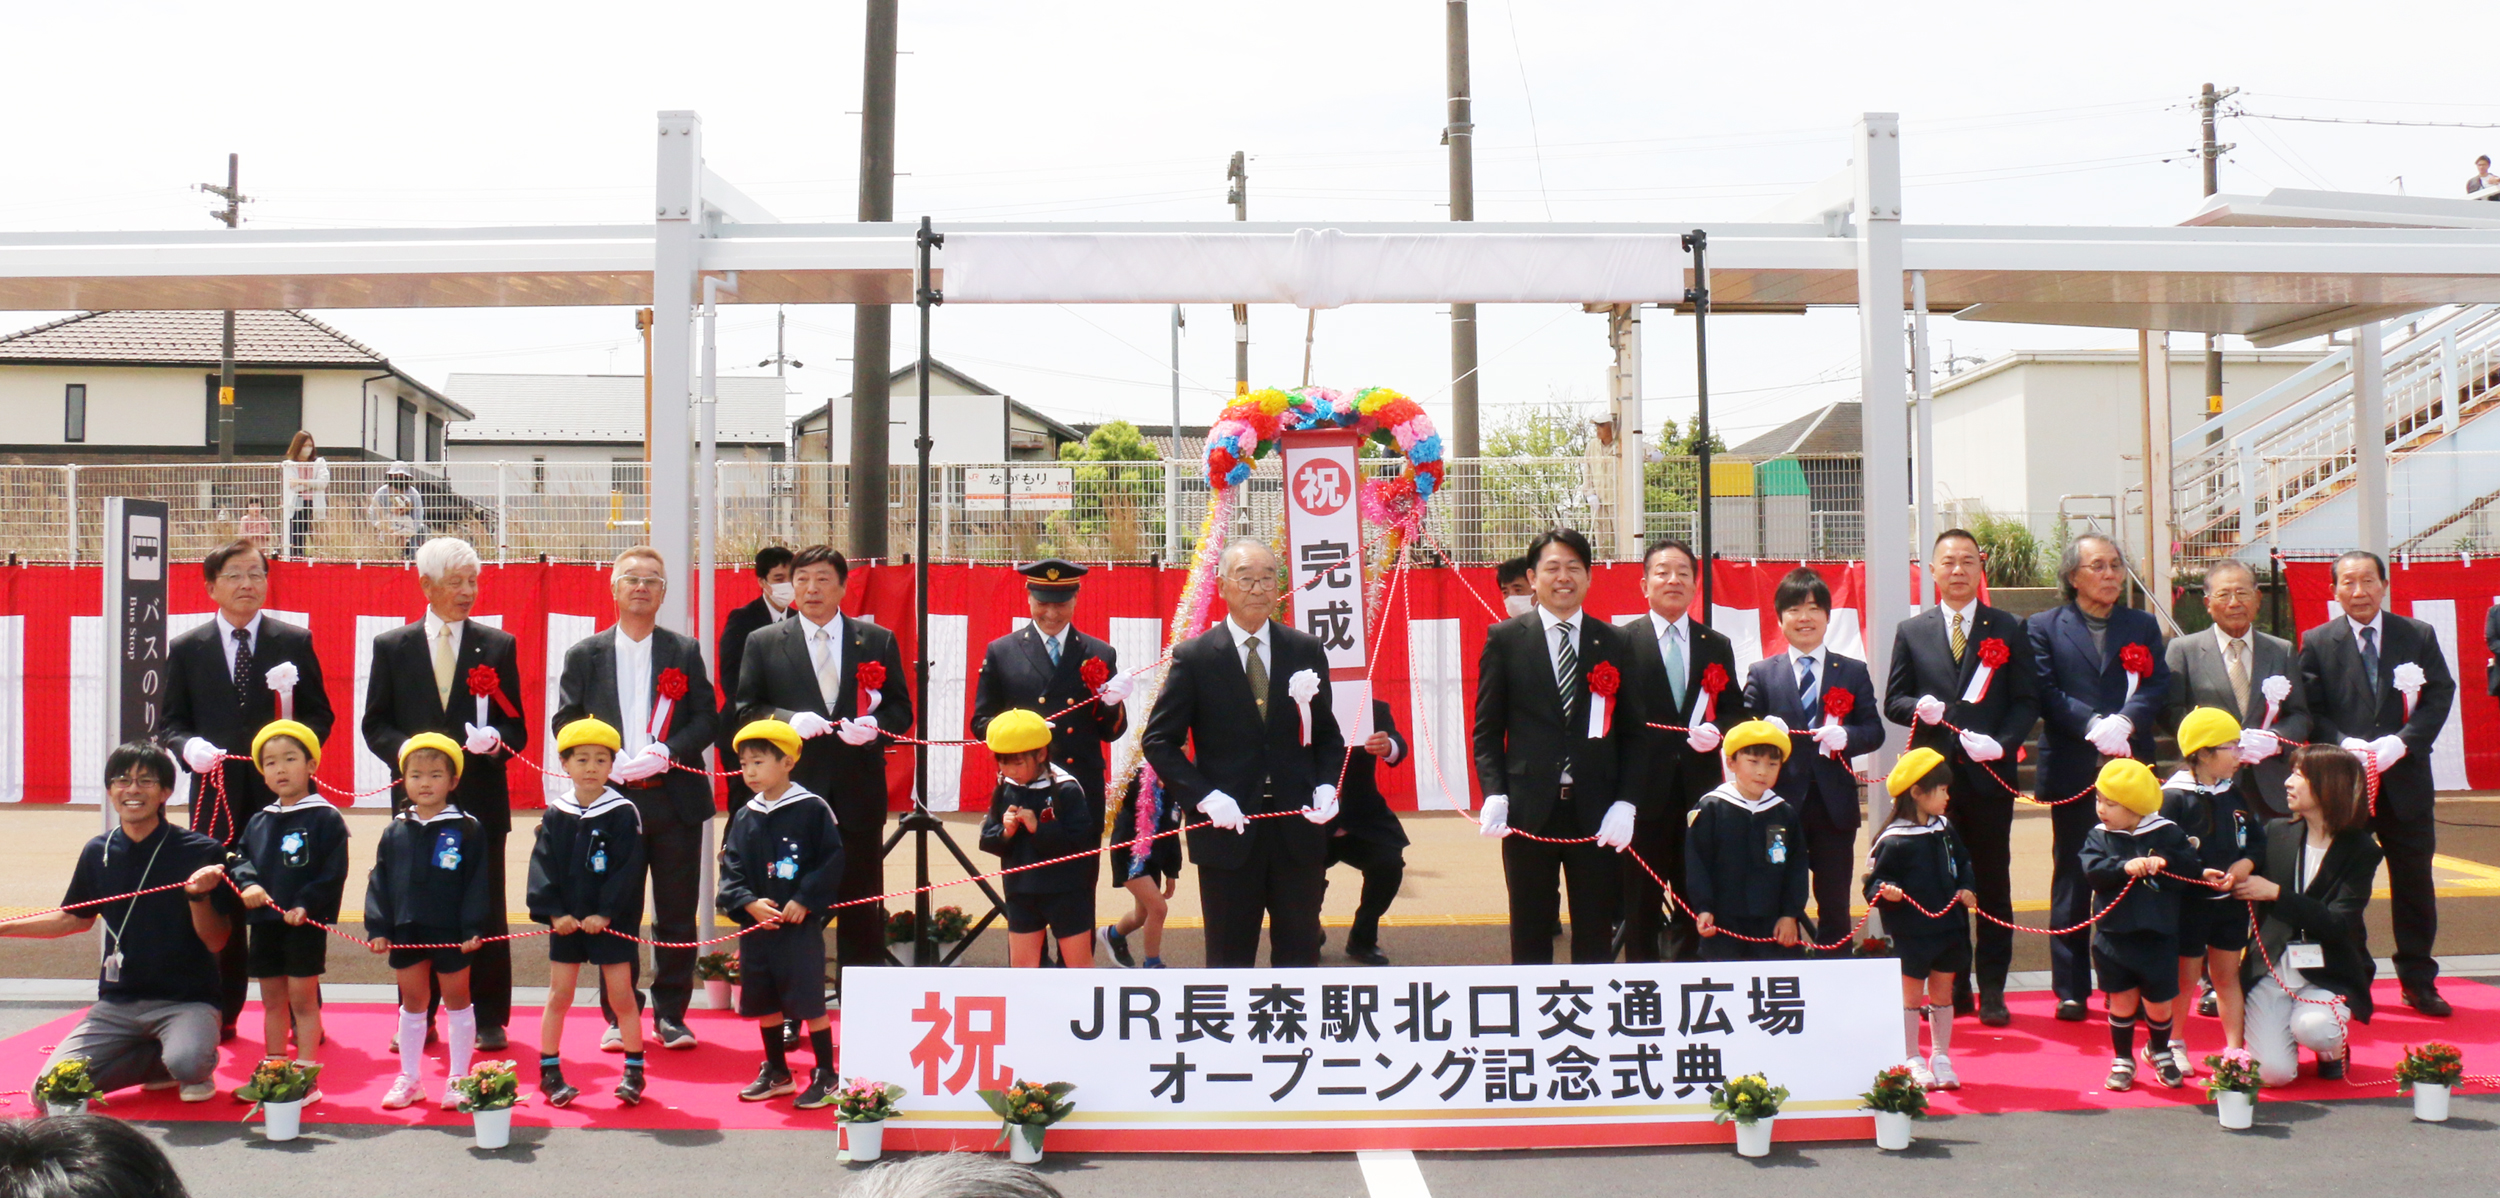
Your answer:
[0,310,464,464]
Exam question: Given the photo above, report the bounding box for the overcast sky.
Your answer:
[11,0,2500,448]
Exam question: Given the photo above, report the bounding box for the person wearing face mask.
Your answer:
[1497,554,1535,619]
[718,546,796,807]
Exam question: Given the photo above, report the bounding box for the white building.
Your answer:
[443,371,789,467]
[792,360,1079,464]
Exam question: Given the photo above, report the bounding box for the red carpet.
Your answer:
[0,981,2487,1131]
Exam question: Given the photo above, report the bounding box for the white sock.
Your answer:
[446,1004,477,1083]
[1927,1004,1952,1056]
[397,1009,427,1084]
[1903,1007,1923,1060]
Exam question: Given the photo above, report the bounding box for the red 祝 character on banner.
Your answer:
[1587,661,1620,738]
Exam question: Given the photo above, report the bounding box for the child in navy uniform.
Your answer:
[528,718,650,1108]
[1101,771,1182,969]
[1866,747,1977,1092]
[1686,718,1812,961]
[2080,757,2200,1091]
[979,710,1098,968]
[2162,706,2266,1079]
[229,719,348,1102]
[364,732,492,1110]
[717,719,844,1110]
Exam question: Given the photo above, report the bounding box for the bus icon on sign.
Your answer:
[1292,460,1350,517]
[127,515,163,582]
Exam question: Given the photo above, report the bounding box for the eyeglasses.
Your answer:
[1225,574,1280,592]
[106,775,159,791]
[215,571,268,585]
[617,575,667,590]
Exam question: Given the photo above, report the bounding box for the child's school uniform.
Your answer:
[2161,771,2266,958]
[364,806,493,974]
[1863,814,1975,979]
[526,787,648,968]
[716,784,844,1022]
[1684,781,1812,961]
[228,795,350,979]
[978,763,1099,941]
[2077,814,2199,1002]
[1107,772,1183,886]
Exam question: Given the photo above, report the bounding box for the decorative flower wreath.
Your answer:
[1204,386,1444,537]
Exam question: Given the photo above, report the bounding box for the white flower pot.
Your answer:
[2215,1090,2254,1130]
[846,1119,886,1162]
[1733,1117,1774,1158]
[42,1100,86,1117]
[1007,1124,1045,1164]
[2413,1083,2451,1123]
[262,1097,307,1141]
[471,1106,514,1150]
[1873,1110,1913,1150]
[704,979,733,1010]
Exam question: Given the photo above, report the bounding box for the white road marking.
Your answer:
[1357,1149,1431,1198]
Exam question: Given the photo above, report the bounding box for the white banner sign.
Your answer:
[965,467,1075,512]
[843,960,1896,1152]
[1280,431,1371,744]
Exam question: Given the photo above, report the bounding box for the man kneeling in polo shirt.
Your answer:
[1,742,242,1103]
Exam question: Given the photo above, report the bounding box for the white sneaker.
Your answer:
[2171,1042,2194,1078]
[177,1083,216,1103]
[440,1084,462,1111]
[600,1024,625,1052]
[1905,1056,1936,1090]
[380,1076,422,1110]
[1928,1052,1960,1091]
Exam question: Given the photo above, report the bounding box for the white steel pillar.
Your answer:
[2354,320,2389,558]
[1854,113,1908,779]
[1608,303,1646,560]
[2141,330,2173,610]
[652,111,700,635]
[1910,271,1935,606]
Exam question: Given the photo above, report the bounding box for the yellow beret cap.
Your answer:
[2096,757,2162,816]
[985,709,1053,756]
[556,717,623,755]
[397,731,465,781]
[1722,717,1792,762]
[733,719,804,761]
[1886,747,1948,797]
[250,720,322,769]
[2176,707,2243,758]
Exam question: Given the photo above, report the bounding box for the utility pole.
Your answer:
[1444,1,1479,462]
[758,306,803,378]
[848,0,899,560]
[2198,83,2238,448]
[1227,152,1249,395]
[200,154,245,464]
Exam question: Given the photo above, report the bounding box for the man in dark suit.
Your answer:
[1884,528,2039,1025]
[2164,557,2310,818]
[1142,538,1344,968]
[2484,601,2499,700]
[732,545,915,984]
[161,539,336,1035]
[552,546,719,1050]
[359,536,530,1048]
[1625,537,1747,963]
[1472,528,1648,966]
[970,560,1131,823]
[1742,566,1885,943]
[1323,699,1409,966]
[2028,533,2169,1021]
[716,546,795,808]
[2298,549,2458,1016]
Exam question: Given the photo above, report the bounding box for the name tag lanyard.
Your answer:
[100,831,169,984]
[2287,840,2325,973]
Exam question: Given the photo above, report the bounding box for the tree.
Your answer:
[1053,421,1163,560]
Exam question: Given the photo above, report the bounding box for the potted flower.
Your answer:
[451,1060,523,1149]
[1710,1073,1789,1158]
[32,1058,102,1117]
[835,1077,905,1162]
[1860,1064,1928,1150]
[980,1079,1075,1164]
[697,952,739,1010]
[2396,1043,2464,1123]
[887,905,974,966]
[2202,1050,2260,1130]
[240,1058,323,1142]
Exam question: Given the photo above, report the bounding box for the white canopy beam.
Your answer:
[1855,113,1909,804]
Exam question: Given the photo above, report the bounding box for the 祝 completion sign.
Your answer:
[844,960,1897,1152]
[1280,429,1372,744]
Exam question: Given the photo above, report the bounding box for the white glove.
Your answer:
[789,711,836,739]
[1685,722,1722,754]
[462,723,501,756]
[1478,795,1511,838]
[1595,801,1638,851]
[2237,728,2280,764]
[1914,695,1948,726]
[2367,734,2408,772]
[2339,736,2373,755]
[1096,671,1134,706]
[837,716,881,746]
[1199,791,1248,832]
[262,661,299,693]
[1303,784,1339,824]
[2087,715,2133,757]
[1811,723,1850,754]
[182,737,225,774]
[614,745,670,782]
[1957,728,2004,762]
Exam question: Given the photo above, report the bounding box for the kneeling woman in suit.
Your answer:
[2233,745,2381,1087]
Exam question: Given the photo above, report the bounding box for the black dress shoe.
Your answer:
[1979,990,2012,1028]
[2055,999,2088,1022]
[2197,991,2219,1018]
[2315,1052,2347,1080]
[1347,944,1390,967]
[477,1026,509,1052]
[2405,987,2454,1017]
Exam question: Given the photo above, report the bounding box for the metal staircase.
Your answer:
[2173,304,2500,567]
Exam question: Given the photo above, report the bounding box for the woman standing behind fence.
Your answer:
[279,431,329,560]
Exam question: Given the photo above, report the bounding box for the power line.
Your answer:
[1499,0,1553,221]
[2230,107,2500,131]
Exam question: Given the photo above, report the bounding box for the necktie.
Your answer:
[1244,634,1268,718]
[2359,625,2380,701]
[431,623,457,709]
[1950,611,1967,663]
[1555,622,1579,725]
[1662,625,1687,714]
[2226,638,2251,715]
[232,627,256,710]
[1797,655,1819,722]
[815,626,842,712]
[1045,633,1061,667]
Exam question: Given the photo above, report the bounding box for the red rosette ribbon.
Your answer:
[1080,656,1111,693]
[1586,661,1620,738]
[1822,686,1855,725]
[650,666,690,741]
[465,663,518,721]
[2119,641,2154,705]
[1964,636,2012,704]
[856,659,886,715]
[1697,661,1729,724]
[657,667,689,702]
